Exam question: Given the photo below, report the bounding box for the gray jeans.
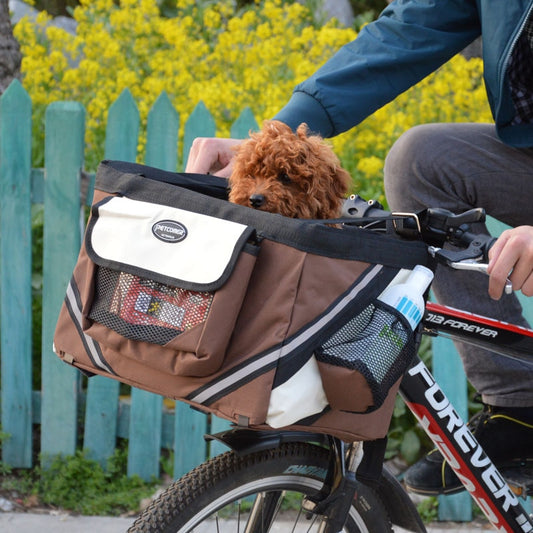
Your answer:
[384,123,533,407]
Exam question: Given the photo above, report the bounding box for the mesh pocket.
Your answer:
[89,267,214,345]
[316,301,416,410]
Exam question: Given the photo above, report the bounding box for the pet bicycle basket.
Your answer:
[54,160,432,442]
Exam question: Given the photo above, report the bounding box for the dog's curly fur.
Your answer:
[229,120,351,219]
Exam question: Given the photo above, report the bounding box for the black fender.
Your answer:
[206,428,331,455]
[206,428,426,532]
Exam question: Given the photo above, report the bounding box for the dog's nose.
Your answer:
[249,194,265,209]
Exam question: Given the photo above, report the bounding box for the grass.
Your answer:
[0,445,159,516]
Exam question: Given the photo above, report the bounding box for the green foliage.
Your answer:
[0,469,36,496]
[36,448,158,515]
[386,336,434,462]
[1,446,156,515]
[417,496,439,524]
[0,428,14,476]
[159,449,174,478]
[0,426,10,444]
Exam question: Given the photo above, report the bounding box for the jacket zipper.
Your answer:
[498,1,533,94]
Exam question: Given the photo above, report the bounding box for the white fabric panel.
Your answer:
[90,196,249,285]
[266,355,329,428]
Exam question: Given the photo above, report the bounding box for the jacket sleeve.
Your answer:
[273,0,481,137]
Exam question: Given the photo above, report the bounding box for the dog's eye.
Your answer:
[278,172,291,184]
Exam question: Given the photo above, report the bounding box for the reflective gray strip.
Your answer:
[65,280,114,374]
[189,264,383,404]
[189,347,283,404]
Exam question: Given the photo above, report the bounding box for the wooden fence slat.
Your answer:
[31,168,45,203]
[173,403,207,479]
[104,89,140,164]
[207,109,261,457]
[127,388,163,481]
[182,101,216,171]
[125,91,179,481]
[145,92,180,172]
[83,377,120,468]
[0,81,33,467]
[82,90,141,469]
[100,89,166,481]
[40,101,85,463]
[170,102,217,476]
[230,107,259,139]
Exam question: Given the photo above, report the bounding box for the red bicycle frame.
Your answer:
[425,302,533,364]
[399,303,533,533]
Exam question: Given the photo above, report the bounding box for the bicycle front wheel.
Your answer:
[128,442,392,533]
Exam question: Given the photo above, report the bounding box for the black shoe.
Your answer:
[403,403,533,495]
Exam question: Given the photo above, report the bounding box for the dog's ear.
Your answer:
[262,119,293,136]
[296,123,310,139]
[332,167,352,198]
[301,130,352,199]
[261,120,312,141]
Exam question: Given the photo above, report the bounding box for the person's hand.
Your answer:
[487,226,533,300]
[185,137,242,177]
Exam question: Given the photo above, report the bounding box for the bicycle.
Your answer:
[128,196,533,533]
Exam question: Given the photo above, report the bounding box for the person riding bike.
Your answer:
[185,0,533,495]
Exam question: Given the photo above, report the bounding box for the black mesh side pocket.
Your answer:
[89,267,214,346]
[315,301,417,413]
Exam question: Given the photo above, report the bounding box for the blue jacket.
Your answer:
[274,0,533,148]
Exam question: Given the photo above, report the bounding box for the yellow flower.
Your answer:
[356,156,383,178]
[15,0,491,178]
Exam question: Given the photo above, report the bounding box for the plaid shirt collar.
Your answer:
[509,14,533,125]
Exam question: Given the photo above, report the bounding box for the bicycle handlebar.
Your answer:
[341,195,512,294]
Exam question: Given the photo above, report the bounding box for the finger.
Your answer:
[521,275,533,297]
[213,159,235,178]
[488,241,517,300]
[185,139,212,173]
[185,138,241,175]
[209,141,242,176]
[488,257,514,300]
[508,247,533,296]
[487,229,511,266]
[487,228,533,299]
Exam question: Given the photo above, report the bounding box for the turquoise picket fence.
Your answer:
[0,80,259,483]
[0,80,530,521]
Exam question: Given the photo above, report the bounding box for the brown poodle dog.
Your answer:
[228,120,351,219]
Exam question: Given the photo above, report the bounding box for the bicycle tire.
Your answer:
[127,442,393,533]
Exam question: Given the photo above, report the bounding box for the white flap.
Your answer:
[266,355,329,428]
[88,196,252,288]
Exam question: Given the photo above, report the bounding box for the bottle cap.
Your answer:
[410,265,434,292]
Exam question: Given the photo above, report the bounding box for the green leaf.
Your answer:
[400,429,421,464]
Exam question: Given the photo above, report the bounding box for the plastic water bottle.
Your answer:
[378,265,434,330]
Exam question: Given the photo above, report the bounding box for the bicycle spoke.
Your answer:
[243,491,284,532]
[294,506,320,533]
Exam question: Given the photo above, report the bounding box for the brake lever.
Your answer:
[450,261,513,295]
[429,248,513,295]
